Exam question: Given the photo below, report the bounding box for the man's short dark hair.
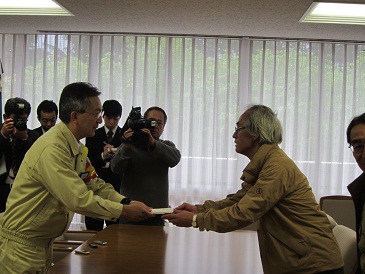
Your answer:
[144,106,167,124]
[346,112,365,144]
[59,82,101,123]
[4,97,31,116]
[103,100,122,117]
[37,100,58,118]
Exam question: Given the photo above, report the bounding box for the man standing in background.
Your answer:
[85,99,123,231]
[0,97,39,213]
[346,112,365,274]
[111,106,181,226]
[33,100,58,136]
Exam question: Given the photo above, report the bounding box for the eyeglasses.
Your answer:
[349,141,365,154]
[234,126,246,134]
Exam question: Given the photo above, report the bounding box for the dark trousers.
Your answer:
[119,215,165,226]
[0,182,11,213]
[85,216,119,231]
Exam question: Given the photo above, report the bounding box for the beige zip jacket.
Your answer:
[196,144,343,274]
[0,122,124,247]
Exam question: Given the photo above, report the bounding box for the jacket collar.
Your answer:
[240,144,280,182]
[348,172,365,197]
[56,122,84,157]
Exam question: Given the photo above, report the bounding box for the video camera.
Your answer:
[122,107,156,147]
[127,107,156,131]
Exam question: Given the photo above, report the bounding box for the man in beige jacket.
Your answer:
[0,82,153,273]
[165,104,344,274]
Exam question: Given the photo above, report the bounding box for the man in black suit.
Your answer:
[85,99,123,230]
[33,100,58,136]
[346,112,365,274]
[0,97,39,212]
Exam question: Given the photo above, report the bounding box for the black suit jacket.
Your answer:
[0,128,39,211]
[348,172,365,274]
[0,128,39,182]
[85,126,123,191]
[33,126,44,136]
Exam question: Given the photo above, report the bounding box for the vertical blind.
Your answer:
[0,34,364,213]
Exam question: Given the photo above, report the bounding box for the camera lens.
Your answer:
[14,119,27,131]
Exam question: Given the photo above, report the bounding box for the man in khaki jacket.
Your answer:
[0,82,153,273]
[165,104,344,274]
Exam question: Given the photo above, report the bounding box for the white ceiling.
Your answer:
[1,0,365,41]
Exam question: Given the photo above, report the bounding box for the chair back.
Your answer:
[320,195,355,231]
[332,225,357,274]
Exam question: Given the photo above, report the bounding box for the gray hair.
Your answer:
[244,104,283,144]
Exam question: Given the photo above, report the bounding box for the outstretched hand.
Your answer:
[163,209,195,227]
[174,202,198,213]
[121,201,153,222]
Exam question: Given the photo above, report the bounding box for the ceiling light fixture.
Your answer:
[300,1,365,25]
[0,0,72,16]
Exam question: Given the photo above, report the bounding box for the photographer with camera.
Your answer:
[0,97,39,212]
[111,106,181,226]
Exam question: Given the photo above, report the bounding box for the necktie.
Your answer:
[11,138,18,178]
[107,130,113,143]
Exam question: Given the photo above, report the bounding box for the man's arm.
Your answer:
[110,143,131,175]
[20,129,39,149]
[0,130,8,155]
[152,140,181,167]
[33,143,124,221]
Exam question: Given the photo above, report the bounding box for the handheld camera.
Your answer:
[12,103,27,131]
[122,107,156,147]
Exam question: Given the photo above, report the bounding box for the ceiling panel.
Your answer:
[0,0,364,41]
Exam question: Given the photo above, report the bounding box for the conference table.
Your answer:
[48,224,263,274]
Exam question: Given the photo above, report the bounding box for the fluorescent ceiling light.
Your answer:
[300,2,365,25]
[0,0,73,16]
